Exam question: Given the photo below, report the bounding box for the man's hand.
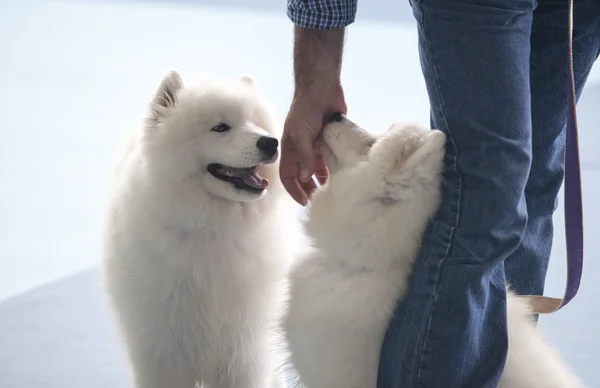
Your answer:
[281,86,347,205]
[280,26,347,205]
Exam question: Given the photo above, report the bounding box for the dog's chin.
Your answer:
[204,168,268,203]
[204,174,267,202]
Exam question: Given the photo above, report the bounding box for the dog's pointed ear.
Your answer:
[400,129,446,172]
[375,127,446,202]
[148,70,183,123]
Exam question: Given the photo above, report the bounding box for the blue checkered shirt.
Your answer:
[287,0,358,29]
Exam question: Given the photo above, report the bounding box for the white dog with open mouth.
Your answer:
[283,114,583,388]
[103,71,292,388]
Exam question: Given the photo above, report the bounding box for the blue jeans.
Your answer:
[378,1,600,387]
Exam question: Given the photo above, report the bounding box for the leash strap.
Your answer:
[527,0,584,314]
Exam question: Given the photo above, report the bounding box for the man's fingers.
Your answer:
[315,170,328,185]
[279,150,309,205]
[314,164,329,185]
[300,178,318,199]
[290,131,316,183]
[313,153,329,185]
[282,176,309,206]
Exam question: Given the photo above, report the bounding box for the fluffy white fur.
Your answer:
[103,70,294,388]
[283,116,583,388]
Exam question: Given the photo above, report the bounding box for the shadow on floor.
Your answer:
[0,268,130,388]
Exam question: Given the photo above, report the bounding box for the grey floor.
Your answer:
[0,0,598,387]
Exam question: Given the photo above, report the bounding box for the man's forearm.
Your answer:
[293,26,345,96]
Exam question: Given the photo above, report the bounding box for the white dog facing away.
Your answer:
[283,115,583,388]
[102,70,293,388]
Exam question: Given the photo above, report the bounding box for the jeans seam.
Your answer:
[411,3,464,388]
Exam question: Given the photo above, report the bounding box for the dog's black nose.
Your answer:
[329,112,345,123]
[256,136,279,158]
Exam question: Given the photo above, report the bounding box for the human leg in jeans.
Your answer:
[378,0,599,387]
[504,0,600,298]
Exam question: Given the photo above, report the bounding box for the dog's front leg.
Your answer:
[129,347,196,388]
[286,321,380,388]
[208,338,274,388]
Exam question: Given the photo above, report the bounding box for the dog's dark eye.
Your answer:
[211,123,231,133]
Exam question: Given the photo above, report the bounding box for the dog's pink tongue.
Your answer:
[242,171,269,189]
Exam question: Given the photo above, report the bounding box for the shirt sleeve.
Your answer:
[287,0,358,29]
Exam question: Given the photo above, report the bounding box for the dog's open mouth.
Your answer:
[207,164,268,193]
